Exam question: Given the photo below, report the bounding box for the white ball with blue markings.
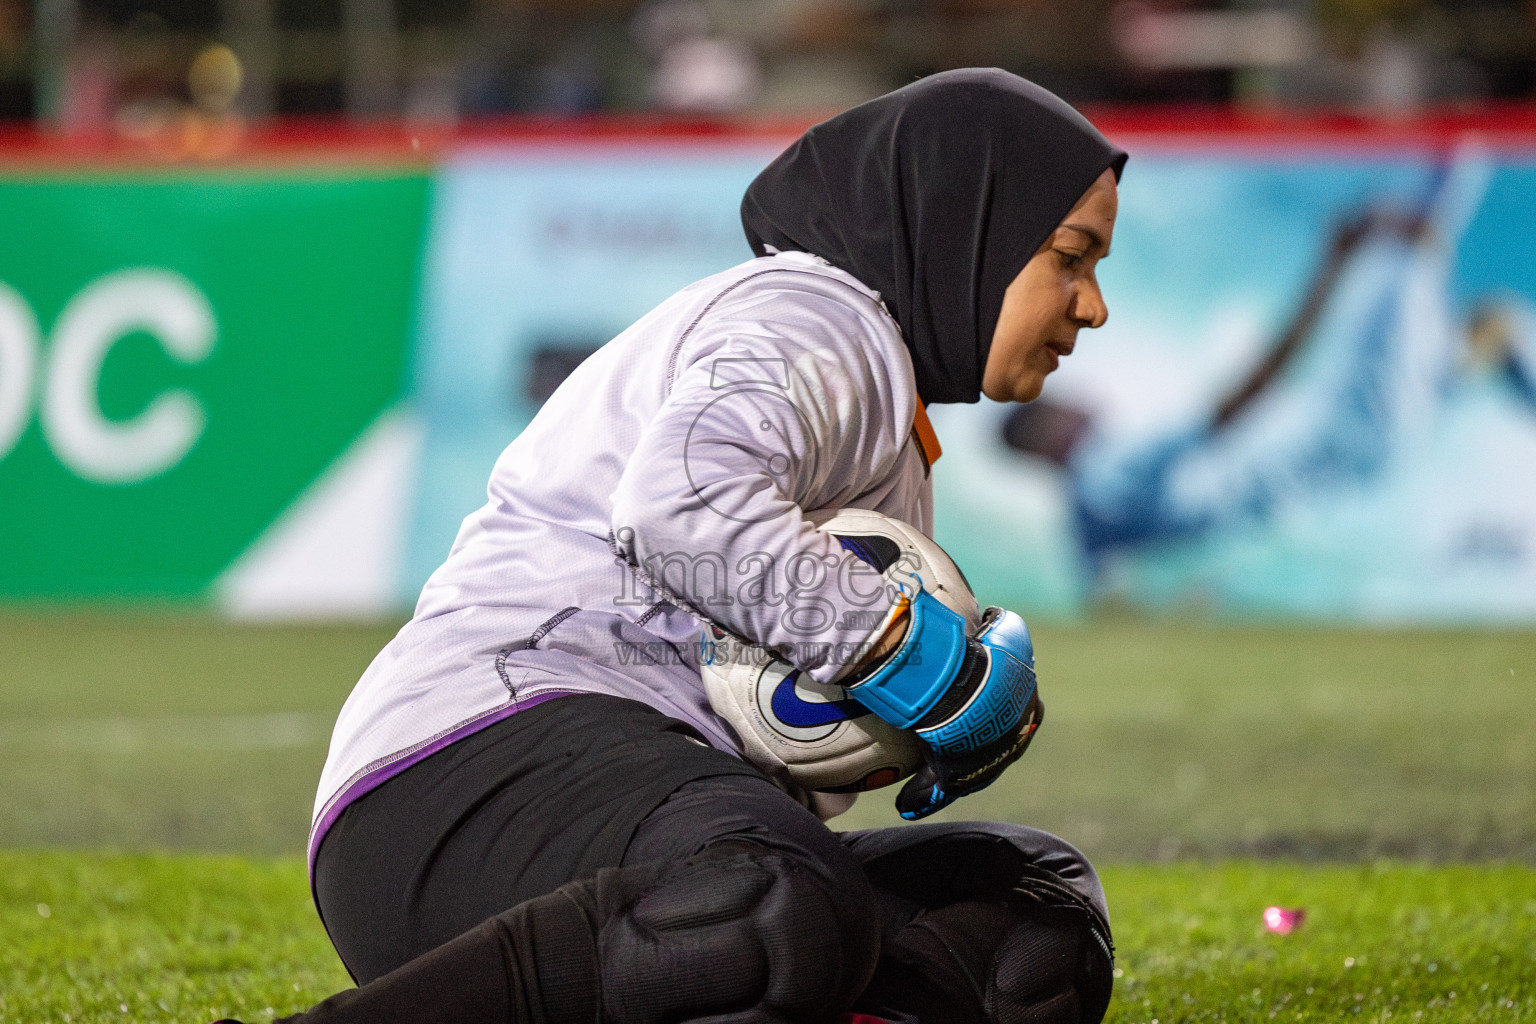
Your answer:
[699,508,979,794]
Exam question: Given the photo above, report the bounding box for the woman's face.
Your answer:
[982,168,1119,404]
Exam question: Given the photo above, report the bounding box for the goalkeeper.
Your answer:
[238,69,1125,1024]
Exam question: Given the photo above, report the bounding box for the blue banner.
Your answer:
[406,144,785,594]
[934,145,1536,621]
[410,141,1536,623]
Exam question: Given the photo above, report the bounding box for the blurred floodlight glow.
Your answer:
[1114,5,1317,70]
[189,43,244,113]
[651,36,761,111]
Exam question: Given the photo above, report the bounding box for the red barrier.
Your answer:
[1086,102,1536,154]
[0,113,808,168]
[3,104,1536,167]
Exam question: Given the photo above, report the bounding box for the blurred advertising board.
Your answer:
[410,126,1536,624]
[956,131,1536,622]
[0,165,428,612]
[3,117,1535,624]
[404,141,787,596]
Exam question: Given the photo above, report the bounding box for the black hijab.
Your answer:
[741,68,1127,405]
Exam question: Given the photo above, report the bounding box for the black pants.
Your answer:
[309,694,1113,1024]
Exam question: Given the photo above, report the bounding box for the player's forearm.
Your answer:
[612,493,903,683]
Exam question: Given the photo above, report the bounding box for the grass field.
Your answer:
[1,852,1531,1024]
[2,610,1533,1022]
[3,611,1531,861]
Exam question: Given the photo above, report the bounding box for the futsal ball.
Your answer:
[699,508,980,794]
[807,507,981,631]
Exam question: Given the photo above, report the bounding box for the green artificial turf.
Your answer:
[841,621,1536,862]
[0,851,348,1024]
[1099,861,1536,1023]
[0,611,399,854]
[6,611,1531,862]
[2,611,1533,1022]
[2,851,1532,1024]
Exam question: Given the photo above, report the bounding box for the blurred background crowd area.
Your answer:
[3,0,1536,140]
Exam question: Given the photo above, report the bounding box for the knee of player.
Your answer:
[892,898,1114,1024]
[990,902,1115,1024]
[602,841,880,1022]
[746,845,881,1005]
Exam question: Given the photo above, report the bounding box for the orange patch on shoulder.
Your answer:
[912,399,943,472]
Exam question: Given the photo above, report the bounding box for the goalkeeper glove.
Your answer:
[845,593,1043,819]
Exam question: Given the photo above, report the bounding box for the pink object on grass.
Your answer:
[1263,906,1305,934]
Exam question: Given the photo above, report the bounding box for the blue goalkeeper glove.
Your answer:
[845,592,1043,819]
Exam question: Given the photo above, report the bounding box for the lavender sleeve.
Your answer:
[610,281,915,685]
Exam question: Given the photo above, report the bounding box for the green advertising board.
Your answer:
[0,169,429,600]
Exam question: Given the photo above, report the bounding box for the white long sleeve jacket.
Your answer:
[310,252,936,858]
